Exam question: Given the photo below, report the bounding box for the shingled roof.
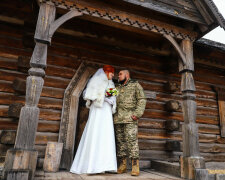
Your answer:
[122,0,225,36]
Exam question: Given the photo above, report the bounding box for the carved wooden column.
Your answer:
[179,39,205,180]
[3,3,56,180]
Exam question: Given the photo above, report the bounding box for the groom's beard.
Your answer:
[119,77,127,84]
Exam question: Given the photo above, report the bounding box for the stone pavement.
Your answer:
[34,170,182,180]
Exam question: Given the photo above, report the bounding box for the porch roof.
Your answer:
[38,0,225,40]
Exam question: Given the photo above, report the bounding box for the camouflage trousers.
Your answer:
[114,123,139,159]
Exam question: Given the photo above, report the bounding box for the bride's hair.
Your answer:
[103,65,115,73]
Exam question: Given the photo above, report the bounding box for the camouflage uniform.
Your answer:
[114,79,146,159]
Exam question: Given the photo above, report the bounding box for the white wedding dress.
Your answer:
[70,69,117,174]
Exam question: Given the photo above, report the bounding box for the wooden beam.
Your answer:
[215,88,225,137]
[4,3,56,180]
[163,34,186,66]
[34,3,56,43]
[0,15,24,25]
[179,39,205,179]
[192,0,214,25]
[49,10,83,39]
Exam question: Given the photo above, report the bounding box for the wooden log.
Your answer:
[22,34,35,49]
[37,158,44,169]
[201,152,225,162]
[0,105,9,117]
[165,120,180,131]
[0,56,17,71]
[164,81,179,92]
[138,119,165,129]
[6,170,30,180]
[35,132,58,145]
[0,93,63,110]
[35,145,46,158]
[8,106,61,121]
[0,144,13,156]
[14,106,40,149]
[17,56,76,79]
[138,139,166,151]
[195,169,208,180]
[12,78,26,94]
[43,142,63,172]
[199,143,225,153]
[138,127,219,143]
[143,110,219,125]
[8,103,23,118]
[145,100,218,116]
[216,174,225,180]
[180,156,205,180]
[165,140,181,152]
[218,99,225,137]
[140,150,181,162]
[179,39,194,72]
[34,3,56,43]
[165,100,181,112]
[0,121,18,130]
[139,160,151,169]
[38,121,60,133]
[3,149,38,180]
[17,56,30,73]
[0,80,14,94]
[182,122,200,157]
[198,123,220,135]
[0,130,16,145]
[151,160,180,177]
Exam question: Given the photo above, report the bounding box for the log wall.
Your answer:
[0,0,225,168]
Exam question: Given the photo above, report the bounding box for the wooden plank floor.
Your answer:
[34,170,182,180]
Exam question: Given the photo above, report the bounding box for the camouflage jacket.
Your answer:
[114,79,147,124]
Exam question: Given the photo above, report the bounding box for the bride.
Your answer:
[70,65,117,174]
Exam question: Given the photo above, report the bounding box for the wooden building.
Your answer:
[0,0,225,179]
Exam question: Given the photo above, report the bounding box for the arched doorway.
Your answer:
[58,61,103,169]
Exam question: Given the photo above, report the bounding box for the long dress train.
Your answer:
[70,98,117,174]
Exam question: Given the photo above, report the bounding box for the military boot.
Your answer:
[117,157,127,174]
[131,159,140,176]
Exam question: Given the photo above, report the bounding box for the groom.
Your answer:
[114,70,146,176]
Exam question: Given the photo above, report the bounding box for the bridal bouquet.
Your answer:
[105,88,119,97]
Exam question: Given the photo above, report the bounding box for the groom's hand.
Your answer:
[131,115,138,121]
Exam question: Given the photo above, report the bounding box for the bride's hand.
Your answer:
[104,97,114,105]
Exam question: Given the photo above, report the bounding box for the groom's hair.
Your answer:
[121,70,130,76]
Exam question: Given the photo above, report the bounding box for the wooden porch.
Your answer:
[34,170,182,180]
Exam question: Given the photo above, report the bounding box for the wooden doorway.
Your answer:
[74,91,89,155]
[58,61,102,170]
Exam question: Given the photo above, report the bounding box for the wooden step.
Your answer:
[150,160,180,177]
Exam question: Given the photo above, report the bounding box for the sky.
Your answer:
[203,0,225,44]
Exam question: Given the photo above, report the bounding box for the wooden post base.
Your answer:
[180,156,205,180]
[3,149,38,180]
[43,142,63,172]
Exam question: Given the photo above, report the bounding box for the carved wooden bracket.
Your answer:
[163,34,186,66]
[49,10,83,39]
